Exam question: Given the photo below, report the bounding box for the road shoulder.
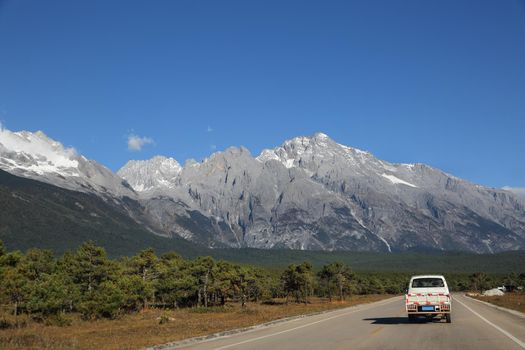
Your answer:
[454,294,525,349]
[464,294,525,320]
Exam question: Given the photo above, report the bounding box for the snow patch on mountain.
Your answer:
[377,236,392,252]
[0,128,79,175]
[256,149,281,163]
[381,173,418,187]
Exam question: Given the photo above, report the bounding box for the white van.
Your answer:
[405,275,452,323]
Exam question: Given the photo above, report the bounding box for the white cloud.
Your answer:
[502,186,525,197]
[207,126,213,132]
[127,134,154,151]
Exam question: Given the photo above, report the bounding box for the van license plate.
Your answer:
[422,306,434,311]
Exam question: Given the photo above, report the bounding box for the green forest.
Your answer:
[0,240,523,325]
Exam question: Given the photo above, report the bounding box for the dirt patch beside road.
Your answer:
[0,295,390,350]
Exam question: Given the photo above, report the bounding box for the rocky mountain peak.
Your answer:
[256,132,374,173]
[117,155,182,192]
[0,127,134,197]
[211,146,252,159]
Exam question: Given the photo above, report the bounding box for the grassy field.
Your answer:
[471,293,525,314]
[0,295,390,350]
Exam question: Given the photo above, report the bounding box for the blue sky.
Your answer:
[0,0,524,189]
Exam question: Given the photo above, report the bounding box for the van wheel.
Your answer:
[446,314,451,323]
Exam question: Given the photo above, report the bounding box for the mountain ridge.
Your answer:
[1,127,524,253]
[117,132,525,253]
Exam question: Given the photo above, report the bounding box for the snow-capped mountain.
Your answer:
[0,128,135,197]
[118,156,182,192]
[2,126,525,253]
[118,133,525,253]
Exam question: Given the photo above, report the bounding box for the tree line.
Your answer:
[0,240,523,322]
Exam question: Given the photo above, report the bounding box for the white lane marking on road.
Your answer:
[455,297,525,349]
[212,297,400,350]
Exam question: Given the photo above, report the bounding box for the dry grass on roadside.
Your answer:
[0,295,390,350]
[471,293,525,314]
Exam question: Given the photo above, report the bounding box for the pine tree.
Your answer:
[127,248,159,309]
[281,262,314,303]
[67,241,115,293]
[1,267,30,317]
[27,272,79,316]
[192,256,215,307]
[155,253,196,308]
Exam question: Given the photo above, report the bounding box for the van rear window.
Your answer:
[412,278,444,288]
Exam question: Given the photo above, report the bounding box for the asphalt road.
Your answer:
[167,294,525,350]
